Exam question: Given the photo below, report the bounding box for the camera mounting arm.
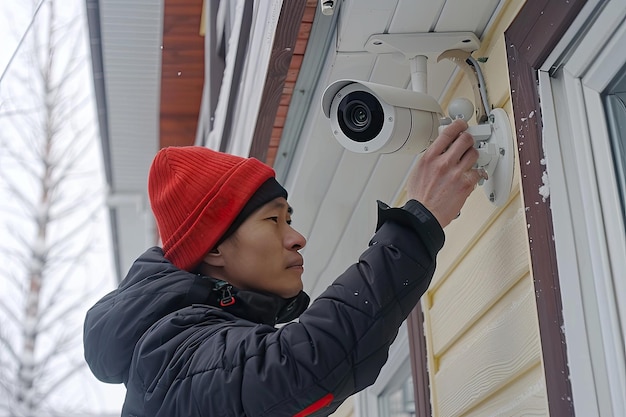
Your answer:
[364,32,481,96]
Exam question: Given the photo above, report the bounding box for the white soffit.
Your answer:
[98,0,164,276]
[99,0,163,194]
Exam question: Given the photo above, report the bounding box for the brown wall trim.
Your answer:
[408,305,431,417]
[505,1,587,415]
[249,0,307,162]
[159,0,205,149]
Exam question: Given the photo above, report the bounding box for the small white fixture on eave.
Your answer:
[320,0,336,15]
[320,32,514,207]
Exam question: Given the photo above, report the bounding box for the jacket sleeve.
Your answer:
[194,200,443,416]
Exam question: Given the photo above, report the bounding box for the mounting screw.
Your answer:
[499,148,505,156]
[489,114,495,123]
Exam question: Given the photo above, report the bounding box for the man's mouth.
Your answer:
[287,256,304,269]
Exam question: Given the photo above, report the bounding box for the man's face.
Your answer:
[215,197,306,298]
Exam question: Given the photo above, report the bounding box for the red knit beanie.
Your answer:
[148,146,279,271]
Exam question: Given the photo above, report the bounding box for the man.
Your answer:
[84,119,484,416]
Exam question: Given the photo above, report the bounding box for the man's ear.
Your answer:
[202,247,225,267]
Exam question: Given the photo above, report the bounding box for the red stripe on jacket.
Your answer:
[293,393,334,417]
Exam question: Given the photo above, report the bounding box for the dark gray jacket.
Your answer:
[83,200,444,417]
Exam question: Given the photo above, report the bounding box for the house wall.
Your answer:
[416,1,551,415]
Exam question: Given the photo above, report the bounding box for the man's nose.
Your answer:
[287,227,306,250]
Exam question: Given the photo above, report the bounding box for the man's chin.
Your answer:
[283,282,304,299]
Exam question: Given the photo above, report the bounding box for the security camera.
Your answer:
[321,79,444,154]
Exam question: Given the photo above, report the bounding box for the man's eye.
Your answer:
[267,216,292,225]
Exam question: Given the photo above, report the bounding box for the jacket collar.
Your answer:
[191,275,310,326]
[123,247,311,326]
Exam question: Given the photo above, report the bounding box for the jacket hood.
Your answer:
[83,247,309,384]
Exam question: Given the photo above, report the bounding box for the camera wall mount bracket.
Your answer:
[465,108,515,207]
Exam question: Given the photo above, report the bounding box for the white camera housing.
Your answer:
[321,80,444,154]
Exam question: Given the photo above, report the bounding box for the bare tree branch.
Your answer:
[0,328,20,363]
[0,267,28,295]
[0,106,44,117]
[37,360,86,407]
[0,299,22,327]
[48,203,102,246]
[38,284,99,332]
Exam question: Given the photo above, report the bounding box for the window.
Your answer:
[604,68,626,229]
[378,375,415,417]
[537,0,626,414]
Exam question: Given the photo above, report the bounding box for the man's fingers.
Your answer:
[458,141,480,169]
[466,168,489,185]
[447,131,476,162]
[428,119,469,155]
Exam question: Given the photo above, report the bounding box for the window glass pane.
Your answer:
[603,66,626,346]
[604,67,626,230]
[378,375,415,417]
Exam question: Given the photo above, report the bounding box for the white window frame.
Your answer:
[356,322,411,417]
[538,1,626,415]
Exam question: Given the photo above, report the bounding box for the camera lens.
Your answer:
[337,91,384,142]
[348,103,369,128]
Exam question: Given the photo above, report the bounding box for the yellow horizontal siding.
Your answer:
[464,364,548,416]
[429,198,530,357]
[434,275,541,416]
[420,0,547,416]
